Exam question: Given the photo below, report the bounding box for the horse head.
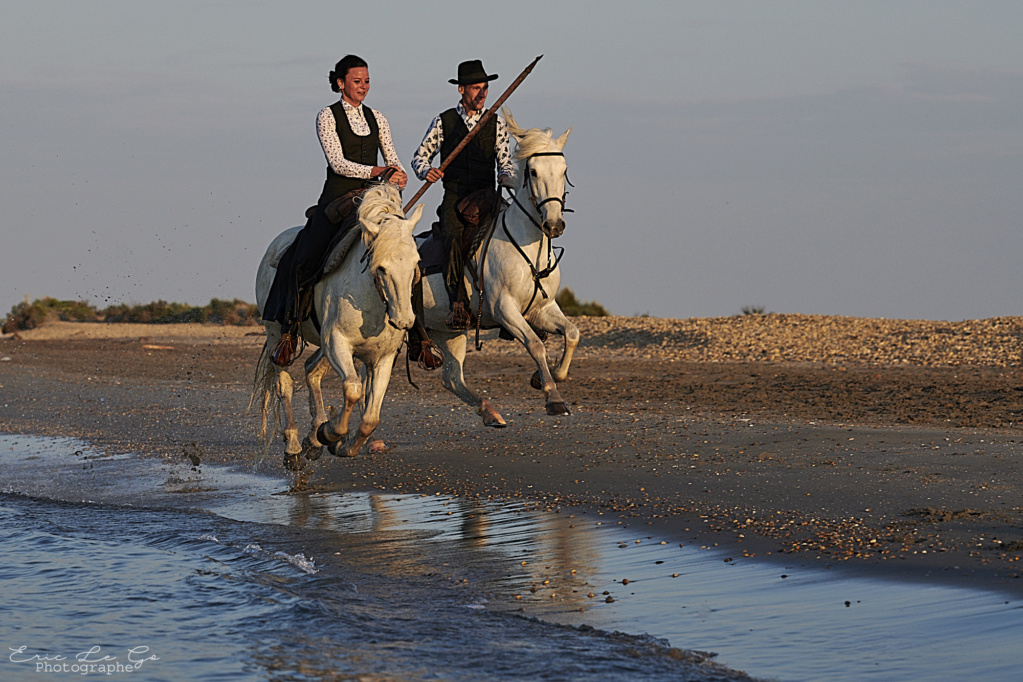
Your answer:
[358,185,424,331]
[504,107,572,238]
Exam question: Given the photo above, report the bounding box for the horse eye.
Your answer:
[530,169,538,177]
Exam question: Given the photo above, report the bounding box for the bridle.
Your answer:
[499,150,572,316]
[513,151,574,237]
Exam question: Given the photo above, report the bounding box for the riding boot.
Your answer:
[269,284,302,367]
[445,302,473,331]
[444,274,473,330]
[270,330,299,367]
[408,276,443,370]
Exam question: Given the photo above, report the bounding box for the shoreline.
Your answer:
[1,318,1021,598]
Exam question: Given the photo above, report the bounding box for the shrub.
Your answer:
[3,297,261,331]
[3,297,99,332]
[556,288,609,317]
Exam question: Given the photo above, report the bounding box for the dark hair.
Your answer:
[329,55,368,92]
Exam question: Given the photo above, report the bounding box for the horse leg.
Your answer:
[301,348,330,459]
[338,353,396,457]
[315,340,363,456]
[276,369,306,471]
[495,301,570,416]
[434,329,507,427]
[529,305,580,383]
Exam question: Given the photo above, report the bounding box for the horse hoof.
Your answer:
[546,401,571,416]
[302,436,323,461]
[327,438,355,458]
[283,452,305,472]
[484,415,508,428]
[480,398,507,428]
[368,439,391,454]
[530,371,543,391]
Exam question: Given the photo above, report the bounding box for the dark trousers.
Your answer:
[263,201,343,328]
[438,190,469,308]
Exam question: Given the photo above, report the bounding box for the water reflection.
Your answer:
[230,484,1023,682]
[3,434,1022,682]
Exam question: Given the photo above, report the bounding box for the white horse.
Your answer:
[419,109,580,424]
[254,184,424,467]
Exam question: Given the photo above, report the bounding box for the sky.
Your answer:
[2,1,1021,321]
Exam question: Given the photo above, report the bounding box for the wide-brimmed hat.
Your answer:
[449,60,499,85]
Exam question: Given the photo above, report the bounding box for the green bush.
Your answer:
[3,297,100,332]
[3,297,261,332]
[556,288,609,317]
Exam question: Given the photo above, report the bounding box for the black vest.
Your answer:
[320,102,381,203]
[440,108,497,197]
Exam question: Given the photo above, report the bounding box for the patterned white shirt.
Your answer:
[411,102,515,181]
[316,99,405,180]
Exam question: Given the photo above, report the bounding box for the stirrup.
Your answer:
[416,339,444,370]
[407,332,443,370]
[445,302,473,330]
[270,332,299,367]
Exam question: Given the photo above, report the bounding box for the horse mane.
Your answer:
[502,107,559,160]
[356,183,413,269]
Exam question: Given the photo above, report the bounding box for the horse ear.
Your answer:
[405,204,425,233]
[555,127,572,150]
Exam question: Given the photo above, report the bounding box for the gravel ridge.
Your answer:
[9,314,1023,368]
[555,314,1023,367]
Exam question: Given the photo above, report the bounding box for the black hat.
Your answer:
[449,60,499,85]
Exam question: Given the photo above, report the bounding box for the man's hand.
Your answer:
[498,173,515,189]
[425,168,444,183]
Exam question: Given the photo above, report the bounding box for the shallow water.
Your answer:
[2,434,1022,681]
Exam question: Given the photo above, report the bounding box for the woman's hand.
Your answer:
[372,166,407,189]
[389,168,407,189]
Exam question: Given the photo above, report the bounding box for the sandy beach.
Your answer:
[2,315,1022,597]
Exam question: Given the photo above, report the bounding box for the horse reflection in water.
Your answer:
[254,184,425,468]
[418,109,580,424]
[279,491,599,612]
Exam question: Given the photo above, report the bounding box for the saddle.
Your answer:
[456,186,497,229]
[304,187,364,225]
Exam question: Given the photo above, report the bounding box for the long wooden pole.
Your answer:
[403,55,543,214]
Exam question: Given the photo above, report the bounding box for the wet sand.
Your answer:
[2,317,1022,596]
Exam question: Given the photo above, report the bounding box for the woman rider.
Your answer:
[263,54,408,366]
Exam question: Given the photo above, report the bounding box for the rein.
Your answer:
[502,207,565,316]
[360,250,390,307]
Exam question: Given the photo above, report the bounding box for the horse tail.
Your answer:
[248,340,281,460]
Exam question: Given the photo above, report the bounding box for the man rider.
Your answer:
[411,59,516,329]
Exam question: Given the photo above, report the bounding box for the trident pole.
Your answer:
[403,55,543,214]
